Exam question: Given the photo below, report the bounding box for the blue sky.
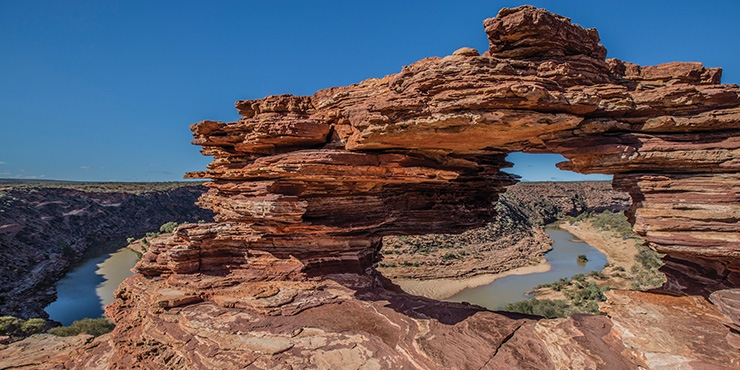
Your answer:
[1,0,738,182]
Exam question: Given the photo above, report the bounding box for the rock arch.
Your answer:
[75,6,740,369]
[142,7,738,296]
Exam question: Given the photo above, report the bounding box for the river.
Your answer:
[446,228,608,310]
[44,228,604,324]
[44,238,139,325]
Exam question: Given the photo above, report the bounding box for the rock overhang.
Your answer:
[53,6,740,369]
[147,5,740,290]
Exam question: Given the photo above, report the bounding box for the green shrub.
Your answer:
[20,318,46,335]
[126,237,135,244]
[577,254,588,263]
[47,318,114,337]
[159,221,179,234]
[441,252,458,261]
[0,316,21,336]
[0,317,47,337]
[635,248,661,269]
[503,299,572,319]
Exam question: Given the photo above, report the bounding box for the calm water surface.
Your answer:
[44,228,604,323]
[45,239,139,325]
[447,228,607,310]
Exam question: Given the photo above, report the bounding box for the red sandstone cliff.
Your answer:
[16,6,739,369]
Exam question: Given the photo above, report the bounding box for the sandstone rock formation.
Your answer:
[379,181,630,280]
[53,5,740,369]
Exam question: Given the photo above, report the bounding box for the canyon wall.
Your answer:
[0,185,213,319]
[380,181,629,280]
[56,6,740,369]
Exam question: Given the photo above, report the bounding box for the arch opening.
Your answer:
[377,152,651,313]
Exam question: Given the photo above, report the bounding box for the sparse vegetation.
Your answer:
[507,210,667,319]
[566,210,638,240]
[378,182,629,279]
[503,298,572,319]
[577,254,588,263]
[506,273,611,318]
[630,243,665,290]
[159,221,179,233]
[0,316,48,339]
[0,180,203,194]
[47,317,114,337]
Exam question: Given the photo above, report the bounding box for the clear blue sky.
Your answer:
[1,0,738,182]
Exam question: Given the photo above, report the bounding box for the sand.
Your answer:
[559,221,638,271]
[393,221,642,301]
[529,221,642,299]
[391,259,551,300]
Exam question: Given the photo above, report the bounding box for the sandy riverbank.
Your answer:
[530,220,644,300]
[558,221,637,271]
[391,259,551,300]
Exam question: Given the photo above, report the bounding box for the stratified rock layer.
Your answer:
[142,6,740,293]
[66,5,740,369]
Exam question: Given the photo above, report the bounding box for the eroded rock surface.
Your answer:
[59,5,740,369]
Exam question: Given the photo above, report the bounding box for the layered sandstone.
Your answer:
[138,6,740,293]
[60,5,740,369]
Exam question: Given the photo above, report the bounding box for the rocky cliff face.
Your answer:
[380,181,629,279]
[56,6,739,369]
[0,185,214,319]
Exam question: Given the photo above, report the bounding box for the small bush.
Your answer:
[0,316,21,336]
[577,254,588,263]
[159,221,179,234]
[47,318,114,337]
[503,299,572,319]
[441,252,458,261]
[0,317,47,337]
[20,318,46,335]
[126,237,135,244]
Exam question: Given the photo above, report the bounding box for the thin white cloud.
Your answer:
[80,166,91,169]
[0,161,5,165]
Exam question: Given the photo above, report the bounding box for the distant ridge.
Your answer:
[0,178,204,185]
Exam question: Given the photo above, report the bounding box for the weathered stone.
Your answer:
[452,47,480,56]
[62,5,740,368]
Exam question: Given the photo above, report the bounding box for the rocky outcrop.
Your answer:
[0,185,214,319]
[61,5,740,369]
[140,6,739,295]
[380,181,629,280]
